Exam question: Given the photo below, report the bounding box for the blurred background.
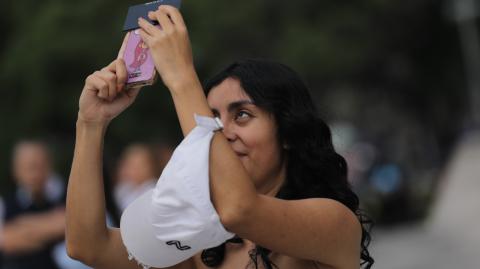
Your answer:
[0,0,479,268]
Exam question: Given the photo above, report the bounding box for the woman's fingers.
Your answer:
[87,73,109,99]
[91,59,127,101]
[97,70,117,101]
[150,10,174,33]
[113,87,141,109]
[138,17,161,37]
[91,73,108,99]
[137,28,153,47]
[158,5,186,29]
[79,59,141,123]
[138,7,185,49]
[135,5,194,90]
[115,59,128,92]
[103,59,127,93]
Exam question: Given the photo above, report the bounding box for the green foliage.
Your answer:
[0,0,466,197]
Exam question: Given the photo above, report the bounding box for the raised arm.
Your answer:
[65,57,142,269]
[139,6,362,269]
[66,37,196,268]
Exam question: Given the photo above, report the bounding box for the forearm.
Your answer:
[66,120,109,262]
[209,134,258,225]
[2,238,34,255]
[34,210,66,243]
[169,75,258,227]
[7,210,65,246]
[169,68,214,135]
[2,223,43,254]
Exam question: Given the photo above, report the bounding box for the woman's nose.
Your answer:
[221,121,237,142]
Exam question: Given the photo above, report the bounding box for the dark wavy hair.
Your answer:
[201,59,374,269]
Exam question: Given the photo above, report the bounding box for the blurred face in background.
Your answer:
[117,144,158,186]
[12,142,51,196]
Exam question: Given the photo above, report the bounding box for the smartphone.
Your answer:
[123,29,157,88]
[122,0,182,88]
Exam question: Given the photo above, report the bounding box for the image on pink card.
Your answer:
[123,29,156,84]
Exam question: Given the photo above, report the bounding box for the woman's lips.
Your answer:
[234,151,248,157]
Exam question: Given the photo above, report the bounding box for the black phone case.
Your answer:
[123,0,182,32]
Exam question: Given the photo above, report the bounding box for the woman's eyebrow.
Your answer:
[227,100,254,113]
[210,100,254,115]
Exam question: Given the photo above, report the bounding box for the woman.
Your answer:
[66,5,373,269]
[113,144,159,212]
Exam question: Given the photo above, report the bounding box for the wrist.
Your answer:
[76,117,109,135]
[166,66,202,95]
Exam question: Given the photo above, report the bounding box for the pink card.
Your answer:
[123,29,157,87]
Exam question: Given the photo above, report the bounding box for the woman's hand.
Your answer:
[78,35,141,126]
[137,5,197,91]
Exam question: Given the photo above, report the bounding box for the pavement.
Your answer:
[370,131,480,269]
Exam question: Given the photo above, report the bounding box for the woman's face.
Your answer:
[117,147,156,185]
[207,77,286,193]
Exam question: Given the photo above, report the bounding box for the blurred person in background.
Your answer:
[113,143,159,212]
[153,142,175,175]
[0,140,65,269]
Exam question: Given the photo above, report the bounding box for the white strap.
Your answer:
[194,114,223,131]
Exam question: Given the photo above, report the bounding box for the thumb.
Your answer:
[113,87,141,109]
[126,87,141,98]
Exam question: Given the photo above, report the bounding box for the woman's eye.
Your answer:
[235,111,251,122]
